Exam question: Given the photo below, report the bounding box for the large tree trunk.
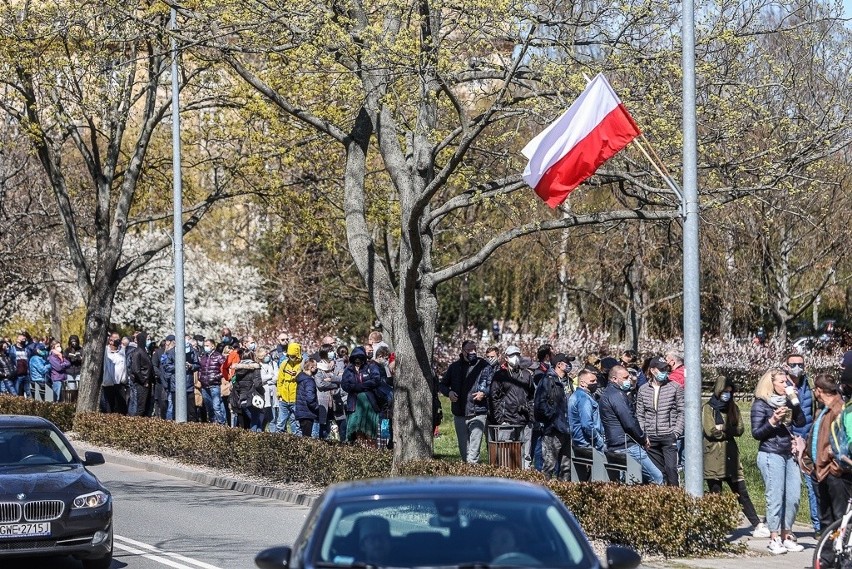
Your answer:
[76,280,118,413]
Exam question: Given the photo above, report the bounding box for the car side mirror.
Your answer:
[255,546,291,569]
[605,545,641,569]
[83,451,105,466]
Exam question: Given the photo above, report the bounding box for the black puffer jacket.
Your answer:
[489,367,534,425]
[232,361,263,409]
[751,398,805,457]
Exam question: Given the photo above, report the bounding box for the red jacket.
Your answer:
[670,366,685,387]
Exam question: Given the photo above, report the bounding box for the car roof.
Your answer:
[323,476,556,501]
[0,415,54,428]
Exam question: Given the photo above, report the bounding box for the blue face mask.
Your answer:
[655,371,670,383]
[262,356,271,364]
[621,380,633,391]
[720,392,732,403]
[203,346,213,354]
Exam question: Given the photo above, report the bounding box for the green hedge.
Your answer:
[0,394,76,431]
[73,413,392,486]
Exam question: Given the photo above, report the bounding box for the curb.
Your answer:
[76,443,319,508]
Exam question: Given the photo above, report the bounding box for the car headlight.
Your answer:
[73,490,109,509]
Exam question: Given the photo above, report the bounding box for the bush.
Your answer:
[73,413,739,557]
[72,413,393,486]
[0,394,76,431]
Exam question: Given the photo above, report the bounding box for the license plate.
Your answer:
[0,522,51,538]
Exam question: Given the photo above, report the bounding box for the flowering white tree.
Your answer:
[112,235,267,339]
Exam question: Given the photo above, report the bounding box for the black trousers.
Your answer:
[707,478,761,526]
[817,473,852,529]
[299,419,315,437]
[102,385,128,415]
[647,435,679,486]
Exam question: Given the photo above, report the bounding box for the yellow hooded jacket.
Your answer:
[276,343,302,403]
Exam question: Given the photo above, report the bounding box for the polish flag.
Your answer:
[522,74,640,208]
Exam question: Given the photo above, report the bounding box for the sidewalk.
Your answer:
[646,523,817,569]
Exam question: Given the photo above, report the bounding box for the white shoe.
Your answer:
[782,538,804,552]
[752,523,771,538]
[767,537,788,555]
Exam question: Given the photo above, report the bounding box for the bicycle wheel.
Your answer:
[814,519,843,569]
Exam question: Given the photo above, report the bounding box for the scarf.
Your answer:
[708,395,728,426]
[767,394,788,408]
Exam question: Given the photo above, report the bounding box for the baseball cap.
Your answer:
[505,345,521,357]
[165,334,176,342]
[552,353,570,366]
[649,356,670,371]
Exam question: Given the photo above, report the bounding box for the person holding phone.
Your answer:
[751,367,806,554]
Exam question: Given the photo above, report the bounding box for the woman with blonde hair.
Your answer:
[751,367,806,554]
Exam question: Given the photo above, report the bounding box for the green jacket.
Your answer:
[702,376,745,481]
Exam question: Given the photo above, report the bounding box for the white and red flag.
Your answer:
[521,74,640,208]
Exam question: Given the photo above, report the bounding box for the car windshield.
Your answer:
[315,496,594,568]
[0,427,75,466]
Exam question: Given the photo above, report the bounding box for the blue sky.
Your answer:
[845,0,852,17]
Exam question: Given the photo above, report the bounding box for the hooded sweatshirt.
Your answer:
[276,342,302,403]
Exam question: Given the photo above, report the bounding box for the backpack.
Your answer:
[828,402,852,471]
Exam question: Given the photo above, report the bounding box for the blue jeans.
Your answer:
[244,406,263,432]
[803,471,820,530]
[201,386,226,425]
[613,445,664,485]
[0,379,15,394]
[275,401,301,435]
[51,381,62,402]
[757,451,801,532]
[15,376,30,397]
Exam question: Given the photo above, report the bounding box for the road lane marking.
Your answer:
[114,534,224,569]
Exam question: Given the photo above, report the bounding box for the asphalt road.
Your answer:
[3,461,310,569]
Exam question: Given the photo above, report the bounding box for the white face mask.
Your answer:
[720,392,732,403]
[507,355,520,368]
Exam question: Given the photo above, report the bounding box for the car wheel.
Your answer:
[82,531,114,569]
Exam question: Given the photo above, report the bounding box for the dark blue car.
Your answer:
[0,415,112,568]
[256,476,640,569]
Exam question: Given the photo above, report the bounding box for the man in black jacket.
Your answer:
[126,331,154,417]
[599,365,663,484]
[489,345,535,468]
[533,353,572,479]
[439,340,488,463]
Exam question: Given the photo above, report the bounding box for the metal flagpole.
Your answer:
[171,7,187,423]
[681,0,703,497]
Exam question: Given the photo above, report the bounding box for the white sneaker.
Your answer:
[782,538,804,552]
[752,523,771,538]
[767,537,788,555]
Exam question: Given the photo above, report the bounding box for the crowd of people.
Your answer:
[4,326,852,555]
[438,340,852,556]
[0,328,396,446]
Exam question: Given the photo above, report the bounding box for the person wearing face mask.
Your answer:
[126,332,154,416]
[489,345,535,468]
[62,335,83,399]
[635,357,684,486]
[568,368,605,453]
[258,348,278,431]
[783,351,820,538]
[804,374,852,564]
[198,338,226,424]
[533,353,573,479]
[439,340,488,463]
[294,358,321,437]
[275,342,303,435]
[28,343,51,401]
[159,334,200,421]
[103,332,128,414]
[702,376,763,536]
[599,365,663,484]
